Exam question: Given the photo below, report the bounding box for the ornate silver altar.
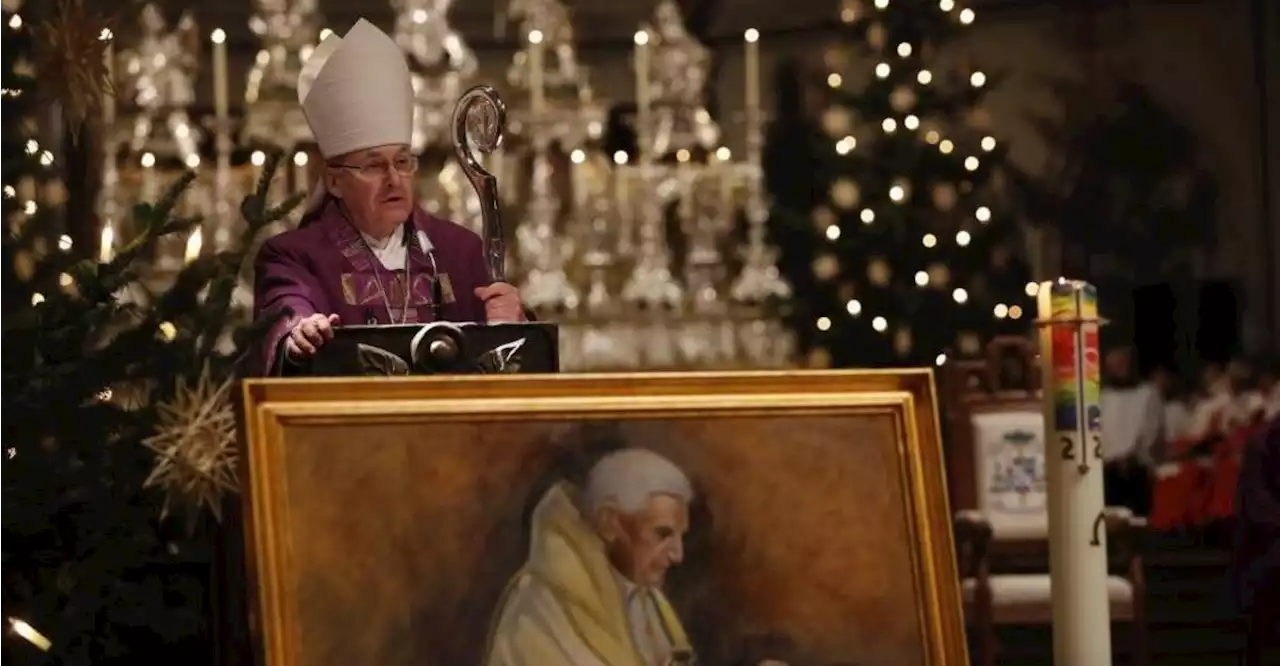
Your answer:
[95,0,795,371]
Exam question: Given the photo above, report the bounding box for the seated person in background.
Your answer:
[1150,364,1192,459]
[1241,358,1280,422]
[252,19,525,374]
[1179,362,1246,455]
[1100,346,1162,515]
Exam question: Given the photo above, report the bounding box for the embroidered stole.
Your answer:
[321,213,438,324]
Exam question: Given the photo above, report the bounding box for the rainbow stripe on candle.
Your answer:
[1042,280,1101,434]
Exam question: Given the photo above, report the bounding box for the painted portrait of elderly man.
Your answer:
[267,409,947,666]
[484,448,701,665]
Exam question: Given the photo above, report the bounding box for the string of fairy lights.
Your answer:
[3,6,55,653]
[805,0,1037,367]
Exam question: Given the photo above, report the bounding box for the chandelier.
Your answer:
[96,0,795,371]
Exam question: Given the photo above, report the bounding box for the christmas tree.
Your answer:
[766,0,1033,369]
[2,3,302,662]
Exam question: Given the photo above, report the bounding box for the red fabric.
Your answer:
[1151,460,1211,530]
[1153,419,1272,529]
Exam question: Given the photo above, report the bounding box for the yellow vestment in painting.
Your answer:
[483,483,693,666]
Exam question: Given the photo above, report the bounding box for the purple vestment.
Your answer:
[252,200,489,374]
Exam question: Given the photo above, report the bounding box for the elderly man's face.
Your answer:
[599,494,688,588]
[325,144,417,236]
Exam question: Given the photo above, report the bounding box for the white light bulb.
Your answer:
[250,150,266,166]
[846,299,862,316]
[744,28,760,43]
[882,118,898,133]
[875,63,891,79]
[994,303,1009,319]
[956,230,972,246]
[970,71,987,87]
[917,70,933,85]
[922,233,938,248]
[58,234,73,251]
[529,30,545,44]
[1025,281,1040,297]
[889,185,905,202]
[981,136,997,151]
[211,28,226,44]
[939,0,956,11]
[914,270,929,286]
[952,288,969,304]
[975,206,992,222]
[185,154,201,168]
[817,316,832,331]
[872,316,888,332]
[633,30,648,46]
[964,156,980,171]
[874,0,889,9]
[860,208,876,224]
[825,224,841,240]
[939,139,954,154]
[828,73,843,88]
[293,151,309,166]
[935,353,948,366]
[613,150,629,165]
[904,115,920,130]
[570,149,586,164]
[897,43,913,57]
[959,8,976,24]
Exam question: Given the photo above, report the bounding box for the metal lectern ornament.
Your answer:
[451,85,508,283]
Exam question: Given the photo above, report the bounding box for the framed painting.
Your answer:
[239,370,966,666]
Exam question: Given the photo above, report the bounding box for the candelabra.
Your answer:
[420,0,794,370]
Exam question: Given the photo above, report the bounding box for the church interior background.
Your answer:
[3,0,1277,663]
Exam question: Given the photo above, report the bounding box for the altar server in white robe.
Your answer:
[1100,347,1163,515]
[1185,363,1247,443]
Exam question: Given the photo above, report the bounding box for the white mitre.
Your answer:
[298,19,413,212]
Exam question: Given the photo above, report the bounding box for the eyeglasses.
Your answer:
[329,154,419,180]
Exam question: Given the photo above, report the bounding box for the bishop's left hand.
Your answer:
[475,282,526,323]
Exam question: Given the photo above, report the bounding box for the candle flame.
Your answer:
[100,224,114,262]
[185,228,203,264]
[7,617,51,651]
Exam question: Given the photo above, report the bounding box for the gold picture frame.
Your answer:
[240,370,967,666]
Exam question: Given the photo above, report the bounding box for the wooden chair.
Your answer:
[942,336,1150,666]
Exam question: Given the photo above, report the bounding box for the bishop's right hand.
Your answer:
[285,313,340,359]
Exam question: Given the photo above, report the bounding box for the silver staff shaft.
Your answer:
[450,85,508,283]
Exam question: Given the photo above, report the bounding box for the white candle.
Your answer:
[293,150,310,194]
[140,152,158,202]
[99,224,114,263]
[103,36,116,131]
[1036,279,1113,666]
[633,29,651,160]
[250,150,266,184]
[491,147,506,201]
[744,29,761,162]
[184,227,203,264]
[210,29,229,122]
[528,30,545,115]
[570,149,587,208]
[613,152,632,255]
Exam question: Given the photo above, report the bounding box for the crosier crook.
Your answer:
[450,85,508,284]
